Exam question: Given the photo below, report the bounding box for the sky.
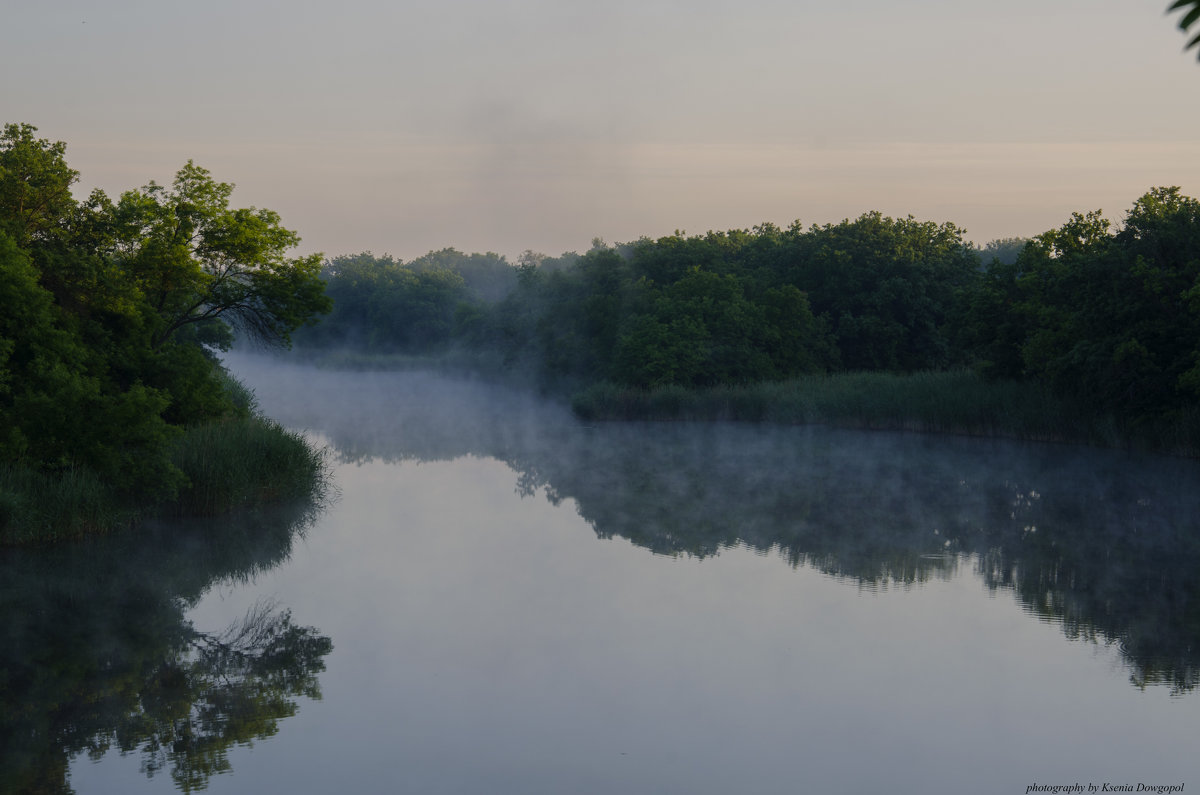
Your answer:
[4,0,1200,262]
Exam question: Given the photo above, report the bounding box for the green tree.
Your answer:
[295,252,471,352]
[0,124,331,505]
[975,237,1028,266]
[0,123,78,246]
[408,247,517,303]
[0,230,182,497]
[966,188,1200,420]
[366,267,468,350]
[779,213,978,372]
[93,161,330,350]
[0,231,80,460]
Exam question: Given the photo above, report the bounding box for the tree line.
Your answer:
[6,117,1200,529]
[297,186,1200,433]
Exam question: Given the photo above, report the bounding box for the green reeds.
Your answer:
[168,415,331,517]
[571,370,1200,454]
[0,464,134,545]
[1,416,331,545]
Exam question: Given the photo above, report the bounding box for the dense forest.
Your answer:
[0,124,331,543]
[293,187,1200,451]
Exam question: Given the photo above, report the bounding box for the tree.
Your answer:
[93,160,330,350]
[965,188,1200,419]
[779,213,979,372]
[0,124,331,503]
[0,123,78,246]
[294,252,472,351]
[975,237,1029,267]
[407,247,517,303]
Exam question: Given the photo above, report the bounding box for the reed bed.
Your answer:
[2,415,331,545]
[571,370,1200,455]
[0,464,133,545]
[168,415,331,517]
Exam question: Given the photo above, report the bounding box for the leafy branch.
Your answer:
[1169,0,1200,58]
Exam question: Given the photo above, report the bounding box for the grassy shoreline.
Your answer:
[0,413,331,546]
[571,370,1200,457]
[278,351,1200,456]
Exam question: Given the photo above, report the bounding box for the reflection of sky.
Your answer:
[5,1,1200,260]
[72,447,1197,794]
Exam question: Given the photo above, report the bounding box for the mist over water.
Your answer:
[227,352,1200,688]
[235,353,1200,594]
[53,353,1200,793]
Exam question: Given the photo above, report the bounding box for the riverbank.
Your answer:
[572,370,1200,456]
[0,413,331,546]
[257,351,1200,457]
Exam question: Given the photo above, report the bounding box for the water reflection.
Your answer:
[234,355,1200,695]
[0,502,332,793]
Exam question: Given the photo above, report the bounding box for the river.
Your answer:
[5,353,1197,794]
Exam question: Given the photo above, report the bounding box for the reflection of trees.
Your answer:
[238,357,1200,694]
[974,467,1200,695]
[531,426,1200,693]
[125,600,330,792]
[0,502,333,794]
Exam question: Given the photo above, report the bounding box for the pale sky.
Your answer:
[4,0,1200,261]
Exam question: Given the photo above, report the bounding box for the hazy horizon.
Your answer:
[5,0,1199,262]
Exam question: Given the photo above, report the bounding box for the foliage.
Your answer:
[295,252,484,352]
[974,237,1029,266]
[0,123,331,540]
[447,216,973,387]
[0,464,131,545]
[570,370,1090,439]
[1170,0,1200,58]
[407,247,517,303]
[963,187,1200,425]
[85,160,331,350]
[295,187,1200,454]
[0,123,77,247]
[782,213,979,372]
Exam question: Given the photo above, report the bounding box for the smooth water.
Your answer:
[5,354,1198,794]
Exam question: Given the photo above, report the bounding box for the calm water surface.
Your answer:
[7,354,1198,794]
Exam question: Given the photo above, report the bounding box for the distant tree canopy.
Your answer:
[304,186,1200,430]
[295,250,515,352]
[974,237,1029,266]
[0,123,329,498]
[407,247,519,303]
[468,216,981,388]
[965,187,1200,418]
[307,214,979,386]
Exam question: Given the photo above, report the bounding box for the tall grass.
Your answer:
[571,370,1200,455]
[2,402,331,546]
[0,464,135,545]
[167,415,332,517]
[1,416,331,546]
